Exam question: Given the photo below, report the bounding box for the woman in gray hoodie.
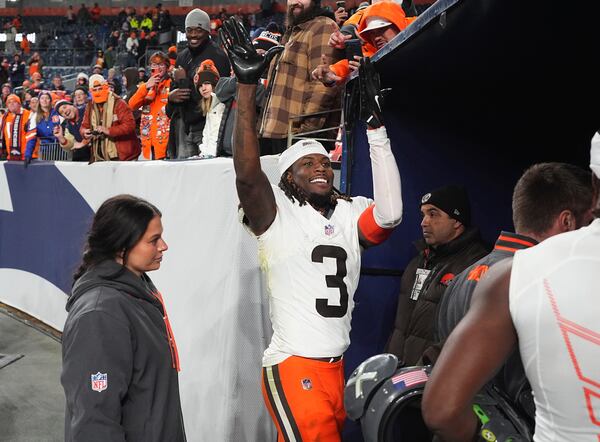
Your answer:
[61,194,186,442]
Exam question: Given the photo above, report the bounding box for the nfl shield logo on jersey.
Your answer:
[324,224,335,236]
[301,378,313,391]
[91,372,108,392]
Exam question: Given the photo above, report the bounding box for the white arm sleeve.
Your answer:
[367,126,403,228]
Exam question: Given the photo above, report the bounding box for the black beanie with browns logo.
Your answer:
[420,184,471,227]
[252,30,282,52]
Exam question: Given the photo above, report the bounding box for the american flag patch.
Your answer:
[391,369,428,388]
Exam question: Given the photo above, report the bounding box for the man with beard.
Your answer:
[258,0,343,155]
[220,18,403,441]
[80,74,140,162]
[169,8,230,157]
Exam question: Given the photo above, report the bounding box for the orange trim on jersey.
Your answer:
[494,245,520,253]
[467,265,489,282]
[497,235,536,248]
[583,388,600,426]
[358,205,394,245]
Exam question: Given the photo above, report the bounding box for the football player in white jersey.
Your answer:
[422,135,600,442]
[220,18,403,442]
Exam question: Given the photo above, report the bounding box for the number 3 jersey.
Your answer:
[252,186,372,367]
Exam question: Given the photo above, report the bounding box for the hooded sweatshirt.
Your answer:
[329,1,415,82]
[61,260,186,442]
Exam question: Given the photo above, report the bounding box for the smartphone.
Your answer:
[176,77,192,90]
[345,39,362,61]
[336,0,346,9]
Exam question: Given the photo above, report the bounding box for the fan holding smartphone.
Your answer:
[312,1,415,86]
[128,51,173,160]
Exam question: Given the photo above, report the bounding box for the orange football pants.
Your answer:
[261,356,346,442]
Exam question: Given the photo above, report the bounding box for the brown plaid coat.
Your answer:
[259,15,343,140]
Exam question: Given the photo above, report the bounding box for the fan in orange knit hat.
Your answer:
[193,59,220,87]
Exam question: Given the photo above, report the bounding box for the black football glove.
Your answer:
[219,18,284,85]
[359,57,390,129]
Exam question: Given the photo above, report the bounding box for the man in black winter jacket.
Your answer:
[168,8,230,158]
[385,185,488,366]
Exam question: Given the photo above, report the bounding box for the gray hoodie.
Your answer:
[61,260,186,442]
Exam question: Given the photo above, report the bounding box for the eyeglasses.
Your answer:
[149,63,166,69]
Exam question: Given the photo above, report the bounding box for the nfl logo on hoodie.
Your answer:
[91,372,108,392]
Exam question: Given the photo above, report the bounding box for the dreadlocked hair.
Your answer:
[278,173,352,209]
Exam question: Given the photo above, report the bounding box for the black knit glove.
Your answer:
[219,18,284,85]
[359,57,390,129]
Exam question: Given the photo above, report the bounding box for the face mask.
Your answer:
[91,84,109,104]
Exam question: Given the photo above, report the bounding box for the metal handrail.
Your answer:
[288,108,342,120]
[38,142,72,161]
[287,108,344,148]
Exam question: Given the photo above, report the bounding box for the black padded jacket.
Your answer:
[61,260,186,442]
[385,227,488,366]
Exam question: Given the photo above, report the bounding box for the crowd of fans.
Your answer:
[0,0,430,166]
[0,1,301,162]
[1,0,426,164]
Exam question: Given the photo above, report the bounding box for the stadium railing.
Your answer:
[38,142,72,161]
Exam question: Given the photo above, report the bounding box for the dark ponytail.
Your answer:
[73,194,162,283]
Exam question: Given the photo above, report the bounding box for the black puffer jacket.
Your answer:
[385,227,488,366]
[61,260,186,442]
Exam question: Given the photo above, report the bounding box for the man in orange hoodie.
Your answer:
[128,51,172,160]
[312,1,415,85]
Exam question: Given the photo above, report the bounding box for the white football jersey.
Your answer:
[252,186,372,366]
[510,218,600,442]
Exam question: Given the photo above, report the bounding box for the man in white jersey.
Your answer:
[422,135,600,442]
[220,18,403,441]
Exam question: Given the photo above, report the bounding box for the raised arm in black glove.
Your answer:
[359,57,390,129]
[218,18,283,85]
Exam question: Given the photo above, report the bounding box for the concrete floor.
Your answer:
[0,309,64,442]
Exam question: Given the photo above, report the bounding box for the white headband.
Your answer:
[591,131,600,179]
[278,139,329,177]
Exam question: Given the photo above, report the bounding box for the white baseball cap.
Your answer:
[278,139,329,177]
[590,131,600,179]
[359,16,393,35]
[89,74,106,88]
